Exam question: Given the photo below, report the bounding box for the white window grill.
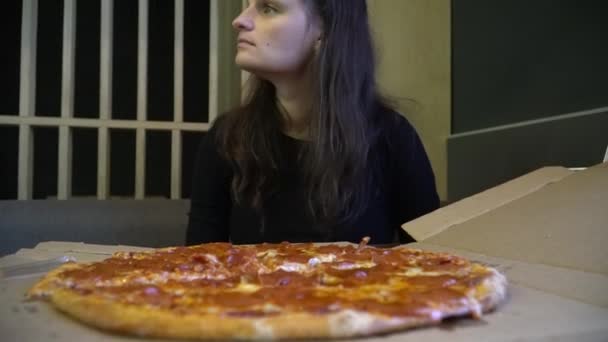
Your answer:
[0,0,241,200]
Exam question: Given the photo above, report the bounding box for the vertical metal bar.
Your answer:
[99,0,113,122]
[174,0,184,124]
[18,0,38,200]
[136,128,145,199]
[171,0,184,199]
[98,0,113,199]
[135,0,149,199]
[18,125,34,200]
[57,0,77,199]
[57,125,73,199]
[171,130,182,199]
[208,0,218,123]
[98,127,110,198]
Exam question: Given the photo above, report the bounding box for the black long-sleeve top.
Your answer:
[186,111,439,245]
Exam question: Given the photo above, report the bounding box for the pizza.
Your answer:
[27,237,507,339]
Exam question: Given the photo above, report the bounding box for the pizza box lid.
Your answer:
[401,162,608,338]
[403,162,608,276]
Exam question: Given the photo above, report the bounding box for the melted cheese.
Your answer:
[331,260,376,270]
[257,249,279,258]
[233,282,261,293]
[308,254,337,267]
[278,262,308,273]
[208,253,221,263]
[316,254,337,263]
[396,267,443,277]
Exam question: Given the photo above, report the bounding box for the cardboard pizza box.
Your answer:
[1,163,607,341]
[400,162,608,341]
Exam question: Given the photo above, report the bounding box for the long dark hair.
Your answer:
[216,0,394,225]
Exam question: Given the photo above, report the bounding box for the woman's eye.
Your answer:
[261,5,277,15]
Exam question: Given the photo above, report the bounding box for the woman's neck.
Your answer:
[269,72,313,140]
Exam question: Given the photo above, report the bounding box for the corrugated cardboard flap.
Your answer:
[402,166,573,241]
[404,163,608,275]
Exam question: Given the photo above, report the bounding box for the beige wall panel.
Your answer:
[369,0,451,200]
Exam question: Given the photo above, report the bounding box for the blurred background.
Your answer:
[1,0,607,203]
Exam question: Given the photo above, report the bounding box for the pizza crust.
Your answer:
[27,263,85,298]
[473,268,508,315]
[49,288,423,339]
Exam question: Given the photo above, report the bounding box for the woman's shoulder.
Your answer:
[372,105,419,147]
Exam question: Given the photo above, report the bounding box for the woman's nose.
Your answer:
[232,12,254,31]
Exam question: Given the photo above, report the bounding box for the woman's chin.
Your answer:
[235,59,259,72]
[235,63,271,79]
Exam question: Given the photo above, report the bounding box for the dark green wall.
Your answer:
[448,109,608,201]
[452,0,608,133]
[448,0,608,201]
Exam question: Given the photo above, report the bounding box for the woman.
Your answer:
[186,0,439,245]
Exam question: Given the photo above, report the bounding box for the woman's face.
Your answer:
[233,0,321,76]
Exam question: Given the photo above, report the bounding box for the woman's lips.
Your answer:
[237,38,255,47]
